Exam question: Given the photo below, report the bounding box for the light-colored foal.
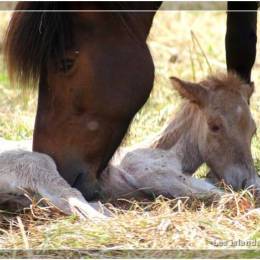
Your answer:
[0,140,107,219]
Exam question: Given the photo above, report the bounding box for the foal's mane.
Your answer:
[152,102,202,149]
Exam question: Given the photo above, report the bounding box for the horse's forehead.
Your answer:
[74,9,114,25]
[76,11,107,21]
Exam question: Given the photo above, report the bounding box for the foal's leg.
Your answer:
[0,151,108,219]
[100,165,222,200]
[100,149,222,200]
[35,170,109,219]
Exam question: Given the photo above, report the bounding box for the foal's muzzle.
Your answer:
[222,165,257,191]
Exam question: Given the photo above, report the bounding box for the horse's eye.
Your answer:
[58,58,75,73]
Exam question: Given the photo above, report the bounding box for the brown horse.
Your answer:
[5,2,161,200]
[4,2,258,200]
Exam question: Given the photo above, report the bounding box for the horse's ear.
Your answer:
[170,77,209,106]
[241,82,254,104]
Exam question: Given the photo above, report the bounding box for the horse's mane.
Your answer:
[4,2,74,88]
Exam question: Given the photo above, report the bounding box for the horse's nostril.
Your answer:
[71,171,100,201]
[72,172,84,188]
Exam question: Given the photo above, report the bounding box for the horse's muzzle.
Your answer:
[72,171,101,201]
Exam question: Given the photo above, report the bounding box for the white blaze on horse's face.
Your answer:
[171,74,257,191]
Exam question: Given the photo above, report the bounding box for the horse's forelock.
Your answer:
[4,2,74,88]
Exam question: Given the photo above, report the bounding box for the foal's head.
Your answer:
[171,73,257,190]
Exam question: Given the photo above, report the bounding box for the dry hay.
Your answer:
[0,186,259,258]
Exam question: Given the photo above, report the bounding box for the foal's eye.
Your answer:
[209,123,221,133]
[58,58,75,73]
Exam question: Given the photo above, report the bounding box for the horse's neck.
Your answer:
[150,102,204,174]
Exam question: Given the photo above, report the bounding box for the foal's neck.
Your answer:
[151,102,204,174]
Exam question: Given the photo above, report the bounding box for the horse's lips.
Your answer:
[72,172,84,188]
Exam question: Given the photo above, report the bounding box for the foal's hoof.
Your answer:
[68,198,110,220]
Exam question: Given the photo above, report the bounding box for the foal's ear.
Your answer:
[241,82,254,104]
[170,77,209,106]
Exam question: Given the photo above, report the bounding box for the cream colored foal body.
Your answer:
[0,148,107,219]
[101,137,221,200]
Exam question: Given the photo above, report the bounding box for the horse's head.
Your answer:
[171,73,257,190]
[5,3,159,199]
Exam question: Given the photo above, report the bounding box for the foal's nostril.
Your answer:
[241,178,248,190]
[223,166,256,191]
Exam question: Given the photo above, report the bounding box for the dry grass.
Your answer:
[0,9,260,257]
[0,190,260,257]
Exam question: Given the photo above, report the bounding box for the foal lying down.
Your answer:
[0,73,258,218]
[101,72,258,198]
